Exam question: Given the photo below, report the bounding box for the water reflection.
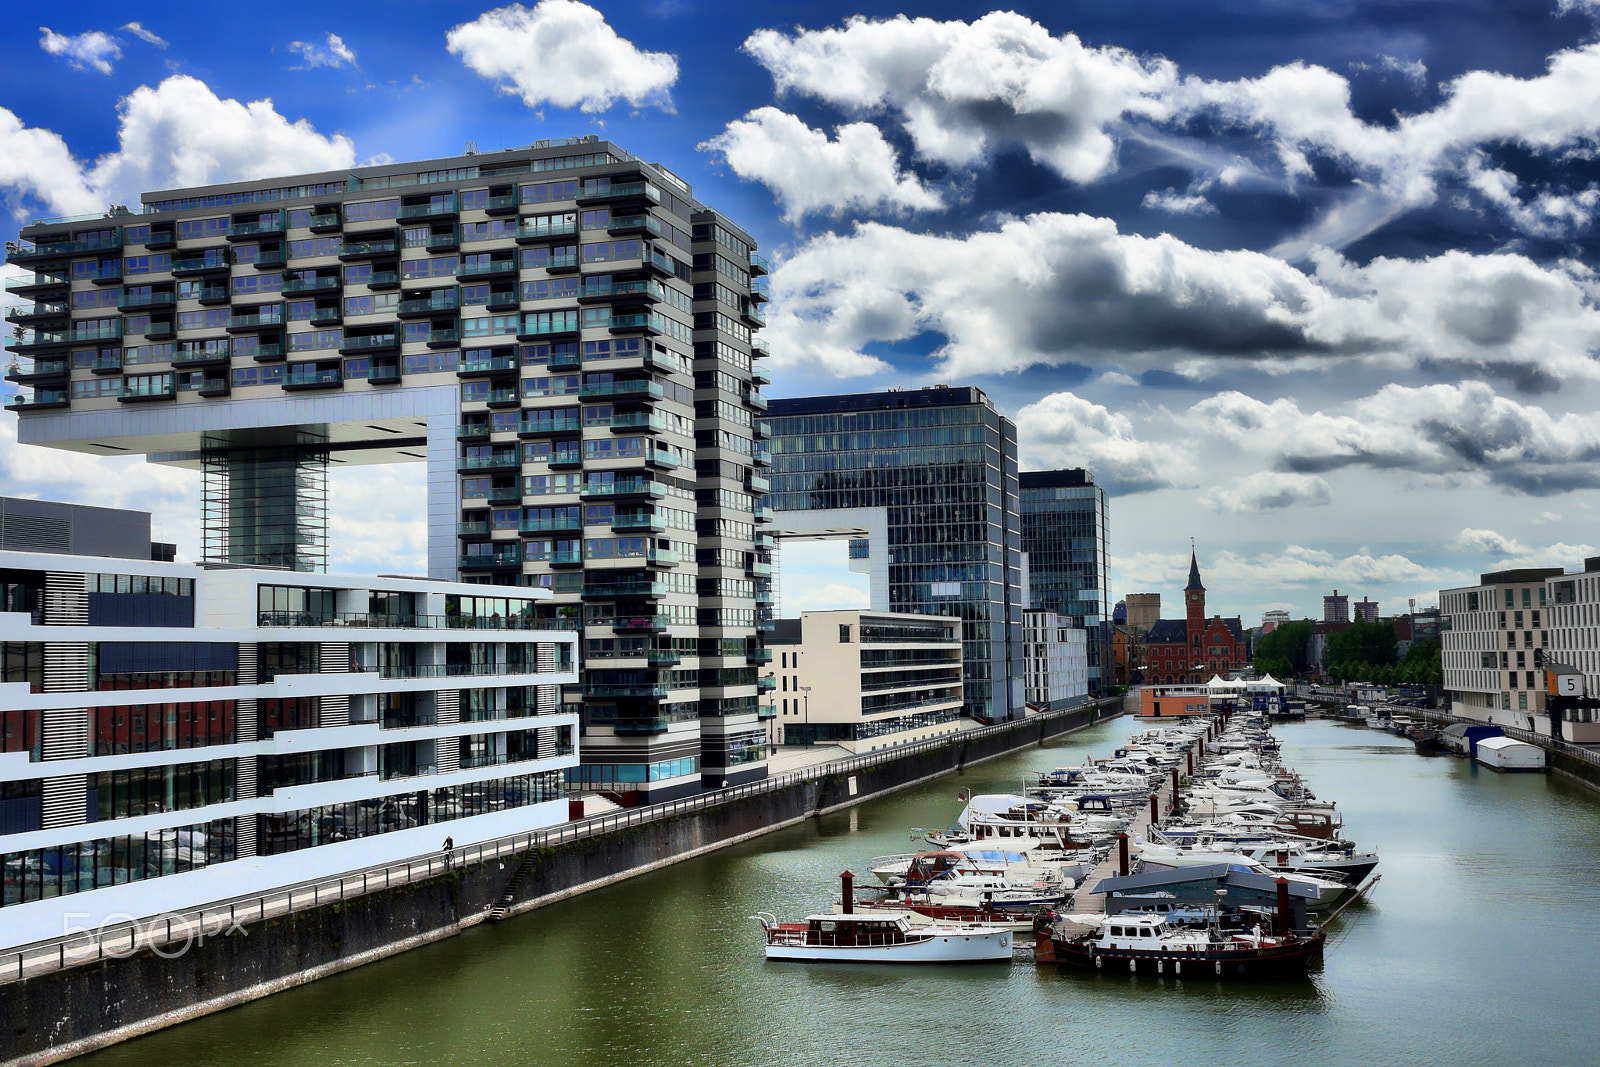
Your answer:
[69,716,1600,1067]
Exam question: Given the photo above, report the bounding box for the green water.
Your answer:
[71,717,1600,1067]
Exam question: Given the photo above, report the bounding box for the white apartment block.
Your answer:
[0,538,578,950]
[768,610,963,754]
[1542,558,1600,743]
[1439,567,1561,734]
[1021,610,1089,712]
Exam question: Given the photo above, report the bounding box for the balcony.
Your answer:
[754,532,776,549]
[145,227,175,250]
[611,511,666,533]
[586,682,670,699]
[7,231,122,264]
[171,250,231,276]
[751,365,770,385]
[457,452,520,472]
[485,388,520,409]
[579,378,664,401]
[227,304,285,332]
[754,446,772,467]
[487,486,523,505]
[646,549,680,567]
[612,718,673,736]
[8,329,69,354]
[758,675,777,693]
[252,341,286,362]
[743,388,769,411]
[609,411,668,434]
[516,218,579,243]
[581,478,666,500]
[367,270,400,290]
[398,291,460,318]
[613,614,670,633]
[758,702,776,720]
[579,279,665,304]
[5,359,69,384]
[545,348,583,371]
[644,449,679,471]
[459,548,523,569]
[89,352,122,374]
[749,252,770,276]
[485,192,519,216]
[307,210,342,233]
[197,376,230,397]
[751,336,771,359]
[457,422,494,440]
[283,276,341,294]
[608,312,665,335]
[746,473,770,494]
[426,326,459,347]
[83,263,124,285]
[142,320,175,341]
[456,259,518,279]
[117,290,174,312]
[754,505,774,523]
[340,232,401,260]
[643,248,675,276]
[747,647,773,665]
[308,305,342,327]
[484,289,520,313]
[741,303,767,329]
[750,276,770,303]
[582,579,667,599]
[6,273,69,298]
[458,353,518,376]
[457,520,491,537]
[8,388,70,410]
[746,560,772,578]
[517,415,582,436]
[754,419,771,439]
[607,214,663,238]
[196,285,231,306]
[172,340,231,368]
[282,364,343,391]
[399,195,459,220]
[340,331,400,355]
[647,649,682,667]
[252,250,286,271]
[5,300,68,329]
[520,515,584,534]
[227,215,284,240]
[518,316,581,340]
[577,179,661,207]
[118,379,176,403]
[547,450,582,468]
[425,227,460,253]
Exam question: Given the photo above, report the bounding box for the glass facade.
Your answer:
[1019,470,1111,695]
[766,387,1025,722]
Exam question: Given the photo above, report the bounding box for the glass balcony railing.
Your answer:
[283,365,342,387]
[283,276,341,293]
[749,252,770,276]
[581,279,665,301]
[400,293,459,315]
[607,214,663,237]
[459,355,518,374]
[517,218,579,240]
[520,516,584,533]
[456,259,518,277]
[117,290,173,309]
[579,378,664,399]
[457,453,520,470]
[609,412,669,432]
[342,332,400,350]
[459,549,522,568]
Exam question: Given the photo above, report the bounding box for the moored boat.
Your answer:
[1036,911,1325,979]
[754,872,1013,963]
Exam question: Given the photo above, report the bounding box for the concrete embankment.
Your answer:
[0,697,1123,1067]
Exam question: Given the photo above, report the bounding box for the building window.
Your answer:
[839,625,851,643]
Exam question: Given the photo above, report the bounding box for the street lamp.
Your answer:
[800,685,813,746]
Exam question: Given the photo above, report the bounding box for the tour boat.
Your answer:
[754,872,1013,963]
[1037,911,1325,979]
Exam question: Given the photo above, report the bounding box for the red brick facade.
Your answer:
[1143,552,1249,685]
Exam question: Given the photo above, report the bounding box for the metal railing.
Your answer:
[256,610,578,631]
[0,695,1118,983]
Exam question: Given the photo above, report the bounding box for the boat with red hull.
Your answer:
[1036,912,1325,979]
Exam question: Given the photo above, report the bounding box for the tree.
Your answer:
[1325,620,1398,670]
[1253,620,1313,675]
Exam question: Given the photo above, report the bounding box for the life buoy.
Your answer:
[1094,955,1102,969]
[1128,958,1137,973]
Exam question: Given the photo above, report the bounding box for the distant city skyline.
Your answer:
[4,0,1599,621]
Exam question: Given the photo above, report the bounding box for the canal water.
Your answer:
[73,717,1600,1067]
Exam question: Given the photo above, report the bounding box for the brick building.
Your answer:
[1143,551,1248,684]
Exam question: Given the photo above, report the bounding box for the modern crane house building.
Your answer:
[5,137,774,800]
[0,510,578,949]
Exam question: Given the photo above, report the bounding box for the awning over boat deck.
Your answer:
[1092,864,1321,899]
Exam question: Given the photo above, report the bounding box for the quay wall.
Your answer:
[0,698,1120,1067]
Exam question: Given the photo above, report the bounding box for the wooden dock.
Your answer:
[1068,729,1210,914]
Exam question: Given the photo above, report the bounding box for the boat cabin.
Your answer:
[1273,810,1338,840]
[1093,914,1170,949]
[801,915,914,947]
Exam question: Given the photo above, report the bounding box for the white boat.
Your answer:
[753,911,1014,962]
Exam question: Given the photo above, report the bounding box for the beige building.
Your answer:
[1440,567,1561,733]
[768,610,964,753]
[1124,593,1160,639]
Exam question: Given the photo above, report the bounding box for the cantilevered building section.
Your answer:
[764,386,1025,723]
[4,137,773,801]
[1019,469,1111,695]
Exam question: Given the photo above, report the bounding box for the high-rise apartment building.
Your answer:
[1019,469,1111,694]
[5,138,772,801]
[1353,597,1379,622]
[1323,590,1350,623]
[764,386,1025,722]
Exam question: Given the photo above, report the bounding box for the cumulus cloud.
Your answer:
[767,212,1600,388]
[447,1,677,113]
[1142,188,1216,215]
[1187,380,1600,496]
[737,12,1600,248]
[1456,528,1528,557]
[1015,391,1189,494]
[1200,471,1333,512]
[0,75,355,220]
[700,108,944,224]
[39,27,122,74]
[786,582,872,612]
[288,33,357,70]
[121,22,166,48]
[746,12,1177,183]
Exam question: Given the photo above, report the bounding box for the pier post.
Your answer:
[840,870,854,914]
[1117,832,1130,877]
[1187,751,1194,775]
[1275,877,1291,938]
[1170,767,1180,810]
[1149,793,1159,827]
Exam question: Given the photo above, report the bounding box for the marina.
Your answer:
[57,710,1600,1067]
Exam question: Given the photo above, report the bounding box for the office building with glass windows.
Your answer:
[764,386,1025,722]
[1018,469,1111,695]
[4,138,773,801]
[0,500,577,951]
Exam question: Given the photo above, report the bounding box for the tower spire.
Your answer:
[1186,543,1204,591]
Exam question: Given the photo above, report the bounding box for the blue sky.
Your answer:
[5,0,1600,624]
